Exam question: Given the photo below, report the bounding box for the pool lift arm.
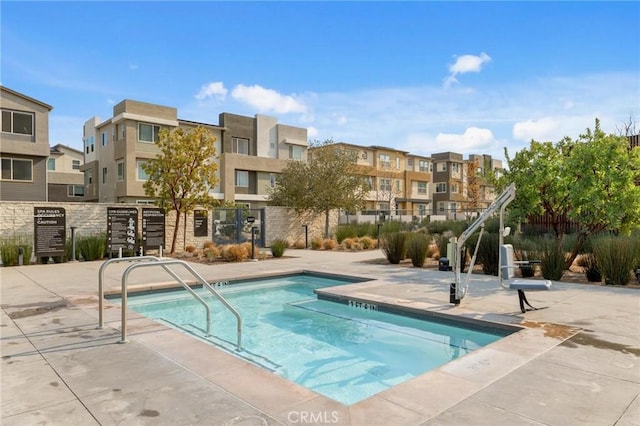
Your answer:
[449,183,516,305]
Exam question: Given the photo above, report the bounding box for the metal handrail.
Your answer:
[118,259,242,351]
[98,256,162,329]
[203,281,242,351]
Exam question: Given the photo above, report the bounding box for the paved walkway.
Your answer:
[1,249,638,425]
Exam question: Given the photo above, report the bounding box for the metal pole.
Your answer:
[303,225,308,249]
[70,226,77,262]
[251,227,256,259]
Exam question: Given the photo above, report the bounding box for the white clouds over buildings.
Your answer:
[231,84,307,114]
[195,82,228,101]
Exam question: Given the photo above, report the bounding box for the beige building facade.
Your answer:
[47,144,86,202]
[0,86,53,201]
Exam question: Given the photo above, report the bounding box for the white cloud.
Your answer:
[444,52,491,88]
[195,82,228,101]
[231,84,307,114]
[512,117,561,142]
[436,127,496,152]
[107,98,115,105]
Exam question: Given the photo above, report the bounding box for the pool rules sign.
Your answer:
[107,207,138,254]
[34,207,66,258]
[142,208,165,250]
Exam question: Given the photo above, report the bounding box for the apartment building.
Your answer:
[47,144,85,202]
[0,86,53,201]
[432,152,503,219]
[82,100,308,207]
[331,143,433,218]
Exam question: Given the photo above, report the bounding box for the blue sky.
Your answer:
[2,1,639,161]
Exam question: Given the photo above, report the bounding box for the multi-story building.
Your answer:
[331,143,433,219]
[0,86,53,201]
[82,100,308,207]
[432,152,502,219]
[47,144,85,202]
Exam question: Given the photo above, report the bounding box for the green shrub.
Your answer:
[270,239,288,258]
[536,238,567,281]
[360,236,374,249]
[380,232,408,264]
[310,237,324,250]
[406,233,430,267]
[0,235,33,266]
[468,233,501,276]
[593,236,639,285]
[77,234,106,261]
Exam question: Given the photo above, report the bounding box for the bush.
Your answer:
[203,246,220,261]
[468,233,501,276]
[380,232,408,264]
[77,234,106,261]
[202,241,216,250]
[221,244,248,262]
[536,238,567,281]
[593,236,639,285]
[406,233,430,267]
[0,235,33,266]
[581,253,602,282]
[323,239,338,250]
[293,239,306,249]
[360,236,374,249]
[270,239,288,258]
[435,231,454,260]
[310,237,323,250]
[185,244,197,254]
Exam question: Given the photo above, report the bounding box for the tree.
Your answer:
[499,119,640,267]
[463,158,482,219]
[142,126,219,253]
[268,139,369,238]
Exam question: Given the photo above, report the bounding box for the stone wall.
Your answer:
[0,202,338,253]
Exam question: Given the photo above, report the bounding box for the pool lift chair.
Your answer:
[447,183,552,313]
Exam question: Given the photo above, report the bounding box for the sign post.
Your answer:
[107,207,138,256]
[142,208,165,251]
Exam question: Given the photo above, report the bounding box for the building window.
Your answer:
[379,178,392,192]
[451,163,460,173]
[417,181,427,194]
[438,202,445,213]
[407,158,413,168]
[436,182,447,193]
[137,160,149,180]
[102,132,108,146]
[379,202,390,215]
[1,158,32,181]
[361,151,368,160]
[1,110,34,135]
[47,158,56,171]
[138,123,161,143]
[67,185,85,197]
[451,183,459,193]
[235,170,249,187]
[365,176,374,190]
[72,160,80,170]
[117,123,126,139]
[419,160,431,172]
[289,145,303,160]
[379,154,391,169]
[117,161,125,181]
[269,173,276,188]
[86,170,93,185]
[102,167,107,184]
[451,202,457,213]
[395,157,400,169]
[417,204,427,216]
[135,200,155,205]
[438,162,447,172]
[395,179,401,191]
[232,137,250,155]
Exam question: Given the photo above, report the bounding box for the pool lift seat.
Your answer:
[500,244,551,313]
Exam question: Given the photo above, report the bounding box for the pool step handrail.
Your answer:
[116,259,242,351]
[98,256,163,329]
[202,281,242,351]
[119,260,212,343]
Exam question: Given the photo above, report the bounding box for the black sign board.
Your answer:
[246,216,256,223]
[34,207,66,257]
[194,210,208,237]
[107,207,138,252]
[142,208,165,250]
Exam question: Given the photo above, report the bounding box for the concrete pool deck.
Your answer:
[1,249,639,425]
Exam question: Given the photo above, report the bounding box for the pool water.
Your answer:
[116,274,508,405]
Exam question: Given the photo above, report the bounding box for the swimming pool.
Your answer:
[114,273,511,405]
